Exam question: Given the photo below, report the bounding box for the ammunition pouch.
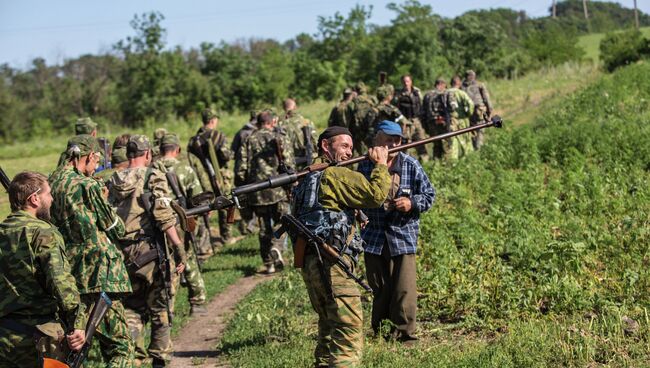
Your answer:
[121,238,157,284]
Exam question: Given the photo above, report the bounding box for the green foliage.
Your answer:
[523,21,585,67]
[600,29,650,72]
[218,63,650,367]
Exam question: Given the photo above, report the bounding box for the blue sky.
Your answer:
[0,0,646,68]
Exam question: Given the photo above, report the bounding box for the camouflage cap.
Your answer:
[153,128,168,143]
[160,133,180,147]
[202,108,220,123]
[354,81,367,93]
[435,77,447,86]
[75,117,98,135]
[377,84,395,100]
[466,70,476,77]
[343,87,354,97]
[67,134,100,158]
[126,134,151,158]
[111,147,128,165]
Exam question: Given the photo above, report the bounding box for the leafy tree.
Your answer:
[600,29,650,72]
[522,20,585,67]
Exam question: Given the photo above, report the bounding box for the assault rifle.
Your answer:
[172,116,503,223]
[43,293,113,368]
[141,192,175,327]
[166,172,201,271]
[275,214,372,293]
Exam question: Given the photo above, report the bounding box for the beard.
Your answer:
[36,206,51,222]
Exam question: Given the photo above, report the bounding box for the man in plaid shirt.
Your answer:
[358,120,435,343]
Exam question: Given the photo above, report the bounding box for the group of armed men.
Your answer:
[329,70,493,161]
[0,69,493,368]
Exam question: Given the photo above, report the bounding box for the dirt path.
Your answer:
[170,274,271,367]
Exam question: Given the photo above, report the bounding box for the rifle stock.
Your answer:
[64,292,112,368]
[0,166,10,191]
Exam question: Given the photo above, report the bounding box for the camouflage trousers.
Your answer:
[184,237,207,306]
[402,118,429,161]
[0,318,66,368]
[302,253,363,368]
[124,271,176,365]
[430,118,472,161]
[195,219,213,258]
[470,106,487,150]
[81,294,135,368]
[237,206,258,235]
[252,202,288,266]
[217,208,231,243]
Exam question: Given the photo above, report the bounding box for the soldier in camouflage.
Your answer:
[48,135,135,367]
[188,108,233,249]
[94,134,131,192]
[151,128,168,162]
[109,135,187,368]
[231,111,258,235]
[347,82,378,156]
[236,109,294,274]
[56,117,99,168]
[447,76,475,160]
[0,171,86,367]
[154,133,208,316]
[327,87,356,128]
[292,126,390,367]
[394,75,429,161]
[280,98,318,171]
[462,70,493,150]
[422,78,453,160]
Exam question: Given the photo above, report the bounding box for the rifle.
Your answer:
[0,166,10,191]
[95,138,112,173]
[294,125,314,167]
[166,172,201,271]
[61,293,112,368]
[275,214,372,293]
[172,116,503,222]
[141,192,174,327]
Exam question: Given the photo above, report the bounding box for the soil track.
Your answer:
[170,274,271,367]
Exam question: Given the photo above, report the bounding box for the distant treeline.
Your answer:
[0,0,647,141]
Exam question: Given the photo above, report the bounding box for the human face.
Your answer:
[323,135,353,162]
[374,131,402,159]
[34,183,53,221]
[86,152,101,176]
[402,76,412,90]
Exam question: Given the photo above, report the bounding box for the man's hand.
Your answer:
[66,329,86,352]
[394,197,412,213]
[175,263,185,274]
[368,146,388,166]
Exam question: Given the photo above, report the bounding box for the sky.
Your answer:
[0,0,647,69]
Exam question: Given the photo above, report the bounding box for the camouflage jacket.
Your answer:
[393,86,422,119]
[188,127,233,195]
[446,88,475,120]
[279,110,317,169]
[49,165,131,294]
[154,157,202,201]
[461,80,492,112]
[375,102,407,126]
[327,100,351,128]
[108,166,177,239]
[347,93,378,132]
[231,122,257,186]
[236,126,294,206]
[0,211,85,329]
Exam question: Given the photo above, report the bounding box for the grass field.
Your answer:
[578,26,650,62]
[218,62,650,367]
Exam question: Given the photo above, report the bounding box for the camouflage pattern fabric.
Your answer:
[347,92,378,155]
[187,127,233,241]
[301,254,363,367]
[79,295,135,367]
[236,126,294,206]
[231,122,256,183]
[327,100,351,128]
[124,264,177,365]
[0,211,85,366]
[462,79,492,150]
[279,110,317,171]
[108,166,178,365]
[155,156,207,306]
[446,87,474,159]
[252,201,288,267]
[49,165,131,294]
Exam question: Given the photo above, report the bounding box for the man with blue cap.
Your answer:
[357,120,436,344]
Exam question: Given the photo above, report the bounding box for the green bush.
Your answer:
[600,29,650,71]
